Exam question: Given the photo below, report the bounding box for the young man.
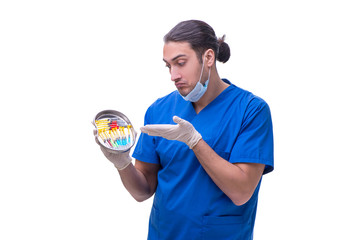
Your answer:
[96,20,274,240]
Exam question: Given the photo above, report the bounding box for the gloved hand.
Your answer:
[140,116,202,149]
[94,134,132,170]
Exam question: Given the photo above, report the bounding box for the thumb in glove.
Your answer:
[140,116,202,149]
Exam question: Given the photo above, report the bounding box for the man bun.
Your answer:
[164,20,231,64]
[217,35,231,63]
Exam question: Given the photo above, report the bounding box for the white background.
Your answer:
[1,0,359,239]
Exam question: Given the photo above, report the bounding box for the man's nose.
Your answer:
[170,69,181,81]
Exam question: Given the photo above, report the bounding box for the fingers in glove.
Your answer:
[94,135,101,146]
[140,125,175,136]
[140,125,162,136]
[95,137,109,154]
[140,126,149,134]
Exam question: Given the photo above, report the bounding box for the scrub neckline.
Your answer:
[191,80,234,116]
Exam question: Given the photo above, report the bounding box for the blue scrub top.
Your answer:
[133,79,274,240]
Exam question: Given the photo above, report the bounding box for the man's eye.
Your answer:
[178,61,185,66]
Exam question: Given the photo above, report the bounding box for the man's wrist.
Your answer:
[114,154,132,170]
[188,132,202,149]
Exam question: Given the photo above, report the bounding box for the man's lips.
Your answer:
[175,82,186,88]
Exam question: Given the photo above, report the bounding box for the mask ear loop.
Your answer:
[198,55,205,85]
[205,66,211,87]
[201,50,212,86]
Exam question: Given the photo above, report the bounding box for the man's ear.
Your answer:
[204,49,215,67]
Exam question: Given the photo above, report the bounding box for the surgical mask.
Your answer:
[181,57,211,102]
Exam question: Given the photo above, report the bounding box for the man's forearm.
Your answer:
[118,163,155,202]
[192,139,264,206]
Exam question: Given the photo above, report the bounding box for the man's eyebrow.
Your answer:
[163,54,187,63]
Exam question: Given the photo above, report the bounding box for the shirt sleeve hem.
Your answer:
[132,152,160,164]
[230,157,274,175]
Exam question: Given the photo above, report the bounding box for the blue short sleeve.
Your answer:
[132,106,160,164]
[229,98,274,174]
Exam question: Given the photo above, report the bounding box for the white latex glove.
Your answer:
[94,134,132,170]
[140,116,202,149]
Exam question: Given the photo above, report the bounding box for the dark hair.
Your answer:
[164,20,231,63]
